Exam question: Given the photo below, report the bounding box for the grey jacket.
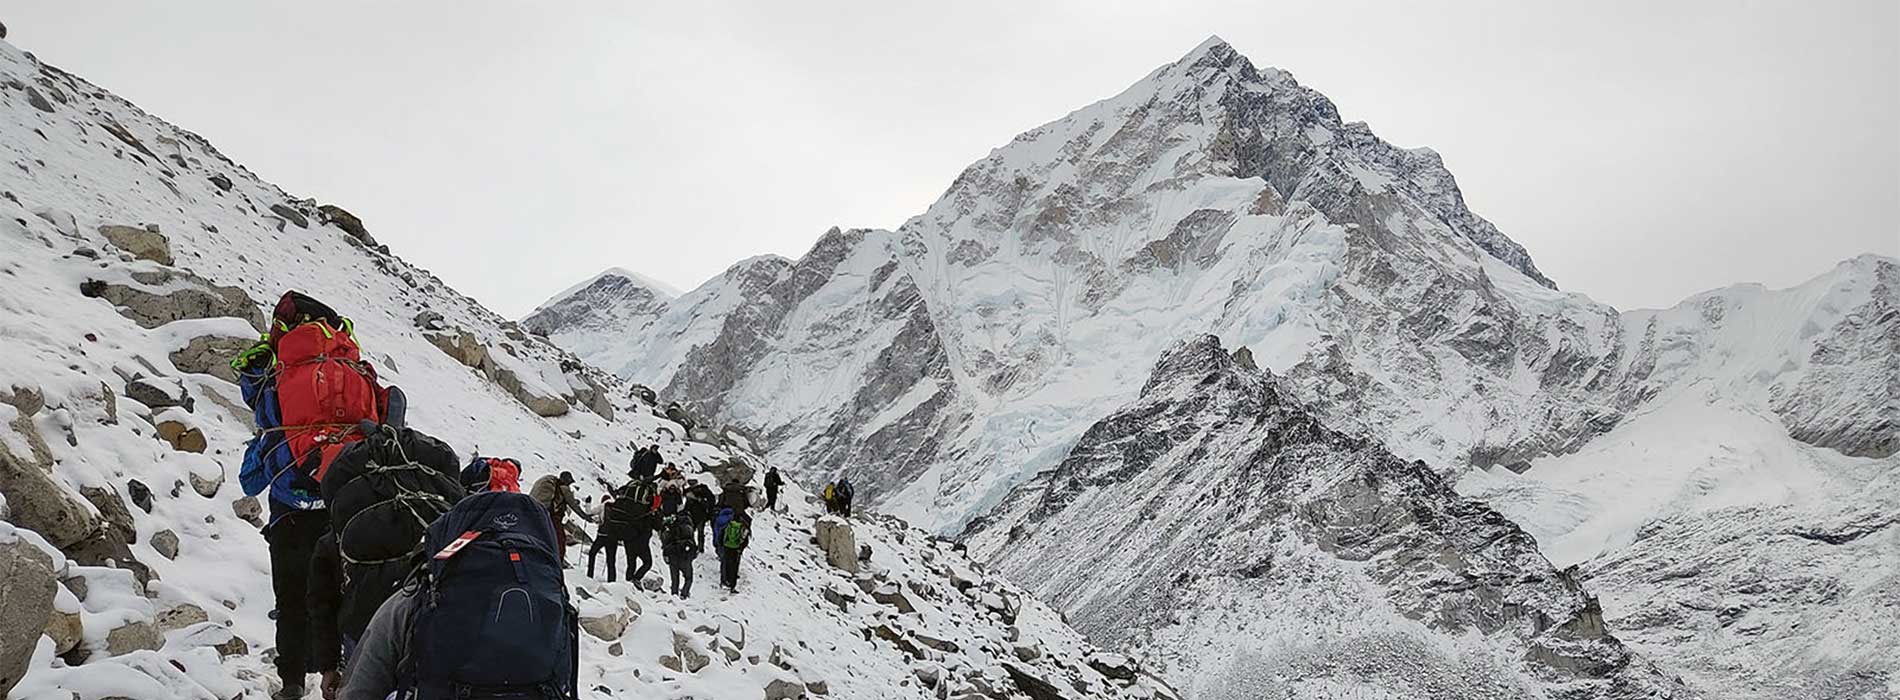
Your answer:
[339,586,419,700]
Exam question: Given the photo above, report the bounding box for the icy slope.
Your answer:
[0,36,1170,700]
[963,336,1690,700]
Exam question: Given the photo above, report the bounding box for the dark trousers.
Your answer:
[625,529,653,584]
[587,534,621,582]
[718,547,743,590]
[765,487,779,511]
[265,509,330,687]
[666,553,695,598]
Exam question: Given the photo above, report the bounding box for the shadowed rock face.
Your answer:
[966,336,1686,700]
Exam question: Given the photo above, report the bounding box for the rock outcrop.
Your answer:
[0,538,56,698]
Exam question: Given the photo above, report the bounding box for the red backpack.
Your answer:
[276,319,385,481]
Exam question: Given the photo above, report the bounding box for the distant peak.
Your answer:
[1192,34,1230,53]
[1170,34,1254,78]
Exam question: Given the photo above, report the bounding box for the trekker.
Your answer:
[586,490,623,582]
[460,456,522,494]
[629,444,662,481]
[683,482,716,548]
[835,478,855,518]
[339,491,578,700]
[712,505,751,592]
[530,471,593,563]
[236,291,393,700]
[312,424,463,698]
[659,512,700,598]
[656,464,688,515]
[611,474,660,586]
[763,467,784,511]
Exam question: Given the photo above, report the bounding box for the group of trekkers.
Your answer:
[231,291,806,700]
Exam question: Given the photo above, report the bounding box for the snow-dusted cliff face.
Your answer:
[964,336,1689,700]
[535,36,1898,700]
[0,36,1183,700]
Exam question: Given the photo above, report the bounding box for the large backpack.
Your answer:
[321,425,464,639]
[604,479,656,536]
[403,491,577,700]
[274,299,386,481]
[714,507,748,550]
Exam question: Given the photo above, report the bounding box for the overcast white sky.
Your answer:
[6,1,1895,317]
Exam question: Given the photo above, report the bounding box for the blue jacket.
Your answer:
[237,366,324,528]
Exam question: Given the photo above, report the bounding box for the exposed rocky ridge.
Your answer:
[960,335,1689,699]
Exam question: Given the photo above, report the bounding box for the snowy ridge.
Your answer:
[0,36,1170,700]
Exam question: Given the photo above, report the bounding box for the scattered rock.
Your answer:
[0,384,43,416]
[25,86,54,113]
[580,607,631,641]
[81,274,263,330]
[169,333,254,383]
[104,618,162,655]
[206,173,232,192]
[151,529,179,560]
[79,486,136,545]
[1088,653,1138,682]
[31,207,77,237]
[764,678,806,700]
[317,204,376,246]
[628,384,657,404]
[913,632,960,654]
[98,224,174,265]
[870,583,916,614]
[1011,643,1041,662]
[804,679,829,695]
[0,540,56,697]
[186,464,223,497]
[1002,663,1068,700]
[44,608,82,656]
[125,376,192,411]
[214,635,248,658]
[0,441,99,548]
[815,518,860,574]
[413,310,445,331]
[126,479,154,513]
[268,203,308,229]
[672,630,711,672]
[154,603,208,633]
[158,419,208,453]
[820,585,855,613]
[232,496,264,528]
[607,642,623,657]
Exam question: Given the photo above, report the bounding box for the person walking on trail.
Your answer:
[657,464,689,515]
[683,482,716,549]
[586,490,624,582]
[339,491,578,700]
[612,474,661,586]
[763,467,784,512]
[530,471,592,564]
[658,512,700,598]
[236,290,396,700]
[712,505,752,592]
[835,478,855,518]
[629,444,662,481]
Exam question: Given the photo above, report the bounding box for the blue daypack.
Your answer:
[400,491,577,700]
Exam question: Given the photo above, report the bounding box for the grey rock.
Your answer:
[763,678,806,700]
[814,518,859,574]
[232,496,264,528]
[157,419,208,453]
[104,618,161,656]
[268,203,308,228]
[154,603,208,633]
[124,375,191,411]
[44,607,82,656]
[169,333,254,384]
[580,607,631,641]
[207,173,232,192]
[126,479,153,513]
[0,539,56,697]
[78,485,135,545]
[0,441,98,547]
[413,310,445,331]
[317,204,375,246]
[186,464,223,497]
[97,224,173,265]
[151,529,179,560]
[80,273,262,330]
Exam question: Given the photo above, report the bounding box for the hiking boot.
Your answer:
[274,680,305,700]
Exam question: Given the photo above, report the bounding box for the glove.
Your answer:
[229,336,273,373]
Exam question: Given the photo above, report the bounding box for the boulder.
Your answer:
[424,328,487,369]
[206,173,232,192]
[232,496,264,528]
[814,518,860,574]
[268,203,308,229]
[0,442,99,547]
[672,630,711,672]
[1,384,45,416]
[1088,653,1139,682]
[125,376,192,411]
[1011,643,1041,662]
[80,274,263,330]
[105,617,162,655]
[820,585,855,613]
[169,333,254,383]
[628,384,657,404]
[580,608,630,641]
[317,204,375,246]
[186,463,223,497]
[157,419,208,453]
[154,603,208,633]
[79,486,136,545]
[0,539,57,697]
[126,479,154,513]
[913,632,959,654]
[151,529,179,560]
[870,583,915,614]
[764,678,806,700]
[62,528,151,587]
[98,224,173,265]
[45,607,82,655]
[413,310,445,331]
[1002,664,1068,700]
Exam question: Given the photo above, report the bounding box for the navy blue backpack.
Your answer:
[401,491,577,699]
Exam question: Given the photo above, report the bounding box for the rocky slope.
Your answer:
[533,36,1898,700]
[0,34,1173,700]
[961,335,1690,699]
